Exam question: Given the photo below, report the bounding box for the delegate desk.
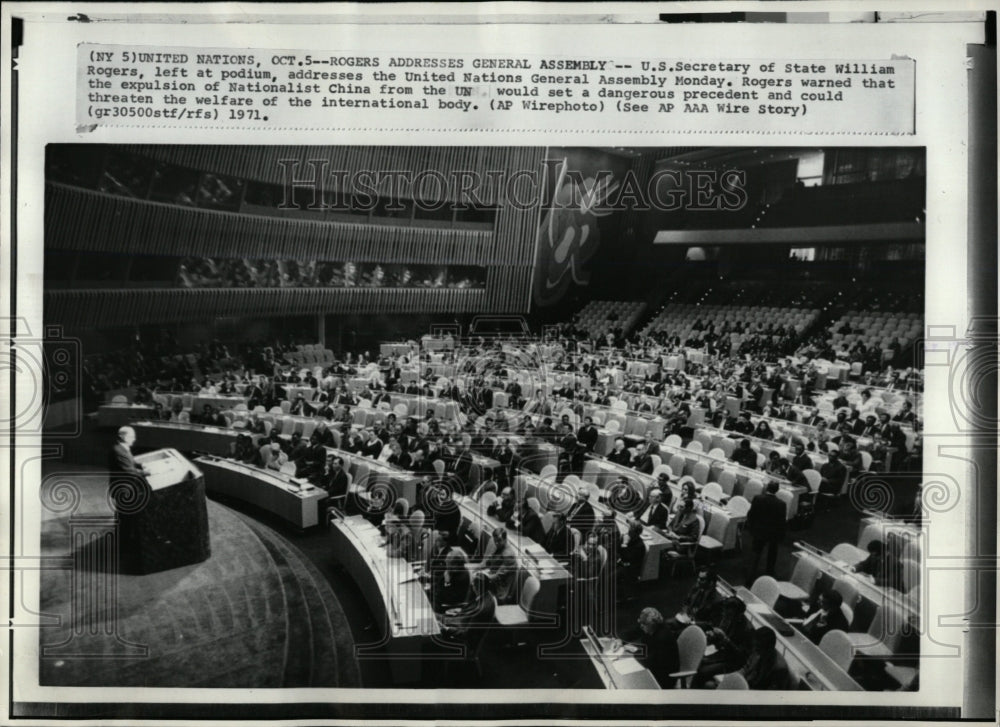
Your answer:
[195,455,326,529]
[283,384,319,402]
[750,414,827,443]
[329,514,440,682]
[421,335,455,351]
[792,543,920,618]
[579,460,745,552]
[381,342,417,357]
[193,393,247,412]
[656,442,804,519]
[493,434,560,474]
[729,582,862,691]
[97,403,157,428]
[577,403,667,451]
[327,448,420,507]
[132,420,255,458]
[696,425,830,468]
[455,496,570,618]
[580,627,660,689]
[468,452,500,490]
[858,513,922,561]
[390,393,459,421]
[515,472,669,581]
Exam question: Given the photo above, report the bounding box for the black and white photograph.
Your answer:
[3,5,996,726]
[39,144,929,696]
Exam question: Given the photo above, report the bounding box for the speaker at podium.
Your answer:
[110,448,211,574]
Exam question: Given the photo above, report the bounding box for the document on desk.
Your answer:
[612,657,647,676]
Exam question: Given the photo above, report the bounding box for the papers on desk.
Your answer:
[747,602,771,615]
[524,543,561,573]
[612,657,648,676]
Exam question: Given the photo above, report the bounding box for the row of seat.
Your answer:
[573,300,646,339]
[639,302,821,340]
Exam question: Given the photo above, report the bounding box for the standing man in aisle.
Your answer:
[744,480,787,582]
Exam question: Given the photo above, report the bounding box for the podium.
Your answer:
[112,448,211,574]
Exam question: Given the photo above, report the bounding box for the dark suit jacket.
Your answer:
[544,524,573,561]
[388,451,412,470]
[746,493,787,541]
[109,442,143,476]
[607,448,632,467]
[742,649,792,690]
[792,453,814,473]
[731,448,758,469]
[801,606,850,644]
[632,454,654,475]
[518,509,546,544]
[623,623,680,688]
[566,500,596,535]
[635,501,670,530]
[448,449,474,483]
[321,469,349,498]
[577,425,598,451]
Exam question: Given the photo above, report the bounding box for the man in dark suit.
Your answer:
[745,480,787,581]
[109,426,150,485]
[543,511,573,562]
[818,451,848,496]
[487,486,517,524]
[733,412,755,435]
[606,438,632,467]
[800,407,825,427]
[318,455,350,502]
[790,443,814,474]
[566,486,596,536]
[740,626,792,690]
[619,607,681,688]
[731,439,758,469]
[514,497,547,544]
[446,434,474,494]
[796,589,850,645]
[631,441,654,475]
[576,416,599,452]
[634,487,670,533]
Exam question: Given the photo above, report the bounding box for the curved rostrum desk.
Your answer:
[329,514,441,683]
[194,455,326,529]
[132,420,254,458]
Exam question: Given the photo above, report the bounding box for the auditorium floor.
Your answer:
[42,424,920,690]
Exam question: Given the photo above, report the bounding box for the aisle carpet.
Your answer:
[38,465,361,688]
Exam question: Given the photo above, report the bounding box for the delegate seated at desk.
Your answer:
[727,626,793,690]
[259,441,289,472]
[731,439,758,469]
[634,485,670,533]
[566,486,597,536]
[316,454,349,501]
[614,607,680,688]
[664,498,702,553]
[512,497,547,545]
[692,596,753,688]
[791,589,849,645]
[606,438,633,467]
[854,539,903,589]
[441,572,496,640]
[487,487,517,524]
[819,451,848,495]
[543,511,573,562]
[476,527,518,604]
[616,519,646,602]
[673,568,722,628]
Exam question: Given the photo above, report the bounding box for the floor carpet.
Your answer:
[38,464,361,689]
